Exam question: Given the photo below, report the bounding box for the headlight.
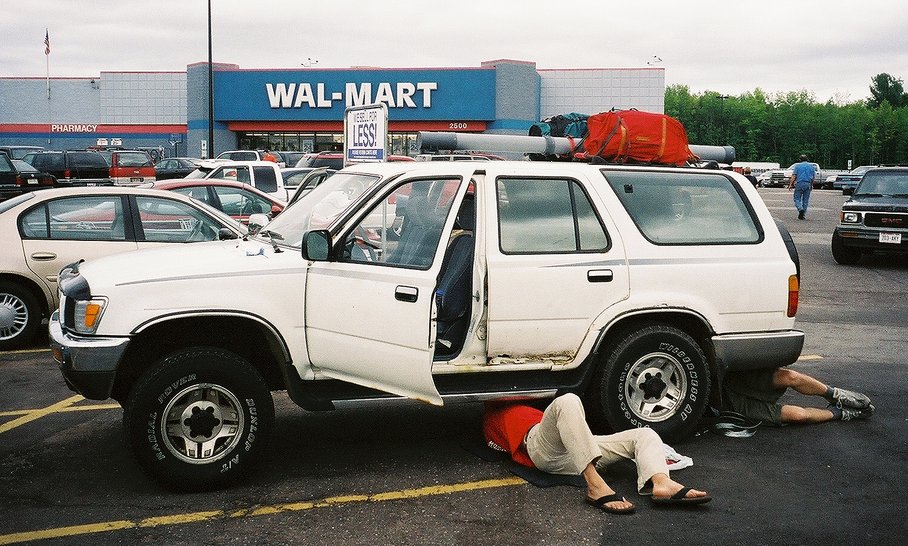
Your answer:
[72,298,107,334]
[841,211,862,224]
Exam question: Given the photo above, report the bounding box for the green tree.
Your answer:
[868,73,907,108]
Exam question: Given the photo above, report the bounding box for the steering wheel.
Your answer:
[187,219,207,242]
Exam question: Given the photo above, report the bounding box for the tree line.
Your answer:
[664,73,908,169]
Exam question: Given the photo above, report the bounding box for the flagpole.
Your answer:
[45,28,50,99]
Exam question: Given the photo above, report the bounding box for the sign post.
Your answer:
[343,103,388,168]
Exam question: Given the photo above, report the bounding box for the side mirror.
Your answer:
[247,213,270,235]
[218,227,238,240]
[302,230,331,261]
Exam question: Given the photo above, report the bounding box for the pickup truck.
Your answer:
[185,160,289,201]
[49,161,804,490]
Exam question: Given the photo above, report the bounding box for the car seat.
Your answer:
[434,196,475,357]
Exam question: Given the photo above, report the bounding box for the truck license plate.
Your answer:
[130,177,143,183]
[879,232,901,244]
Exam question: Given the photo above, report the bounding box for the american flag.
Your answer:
[44,29,50,55]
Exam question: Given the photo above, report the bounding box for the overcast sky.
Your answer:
[4,0,907,105]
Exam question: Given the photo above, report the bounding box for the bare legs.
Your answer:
[773,368,836,424]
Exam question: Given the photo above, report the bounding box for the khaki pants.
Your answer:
[525,393,669,493]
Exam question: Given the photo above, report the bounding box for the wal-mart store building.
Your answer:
[0,59,664,158]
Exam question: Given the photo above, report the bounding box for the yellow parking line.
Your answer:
[0,403,119,418]
[0,476,526,545]
[0,348,51,355]
[0,395,83,435]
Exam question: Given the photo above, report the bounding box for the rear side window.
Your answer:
[69,152,108,168]
[603,170,761,245]
[34,153,65,170]
[496,177,609,254]
[20,196,127,240]
[253,166,278,193]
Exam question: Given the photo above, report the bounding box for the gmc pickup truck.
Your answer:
[50,161,803,490]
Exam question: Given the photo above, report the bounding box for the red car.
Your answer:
[150,179,285,223]
[96,150,156,186]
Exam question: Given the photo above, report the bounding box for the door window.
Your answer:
[496,178,609,253]
[212,166,251,183]
[252,166,278,193]
[211,186,272,216]
[171,186,213,205]
[20,196,127,241]
[340,178,461,269]
[134,196,221,242]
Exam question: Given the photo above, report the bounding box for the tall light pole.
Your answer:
[207,0,214,157]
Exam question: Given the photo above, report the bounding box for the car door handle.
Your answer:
[587,269,613,283]
[30,252,57,261]
[395,285,419,302]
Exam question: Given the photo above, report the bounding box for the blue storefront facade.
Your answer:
[1,59,664,159]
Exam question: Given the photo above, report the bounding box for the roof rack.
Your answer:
[416,131,735,165]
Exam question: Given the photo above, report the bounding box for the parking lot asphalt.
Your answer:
[1,188,906,545]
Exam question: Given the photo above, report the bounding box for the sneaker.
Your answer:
[797,210,805,220]
[831,387,872,409]
[836,404,875,421]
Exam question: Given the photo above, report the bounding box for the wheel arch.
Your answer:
[592,309,716,371]
[111,312,291,402]
[0,273,53,318]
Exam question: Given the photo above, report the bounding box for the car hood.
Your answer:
[76,238,303,291]
[843,196,908,213]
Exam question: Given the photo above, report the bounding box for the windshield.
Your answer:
[854,172,908,196]
[256,172,381,248]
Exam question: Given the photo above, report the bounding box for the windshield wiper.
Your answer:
[854,193,883,197]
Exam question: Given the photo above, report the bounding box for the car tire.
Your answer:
[123,347,274,491]
[587,324,710,442]
[0,281,41,350]
[831,230,862,265]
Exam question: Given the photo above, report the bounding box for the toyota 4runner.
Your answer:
[49,161,803,490]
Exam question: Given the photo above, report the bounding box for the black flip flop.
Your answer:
[652,487,712,506]
[585,493,636,514]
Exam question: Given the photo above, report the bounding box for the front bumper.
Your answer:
[712,330,805,371]
[836,226,908,253]
[49,311,129,400]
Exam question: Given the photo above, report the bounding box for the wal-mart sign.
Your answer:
[214,69,496,121]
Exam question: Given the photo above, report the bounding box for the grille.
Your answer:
[865,212,907,229]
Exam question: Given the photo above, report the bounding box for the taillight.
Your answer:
[15,175,24,187]
[64,168,71,179]
[787,275,799,317]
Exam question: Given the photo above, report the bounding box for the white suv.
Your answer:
[50,161,803,490]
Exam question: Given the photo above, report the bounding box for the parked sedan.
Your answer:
[148,179,285,223]
[154,157,202,180]
[0,187,245,349]
[832,165,875,194]
[0,155,56,200]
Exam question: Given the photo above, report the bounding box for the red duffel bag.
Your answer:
[583,109,696,166]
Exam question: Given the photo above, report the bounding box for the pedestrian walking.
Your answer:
[787,155,816,219]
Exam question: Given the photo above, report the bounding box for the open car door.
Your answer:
[304,166,474,405]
